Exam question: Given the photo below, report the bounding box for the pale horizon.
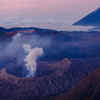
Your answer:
[0,0,100,30]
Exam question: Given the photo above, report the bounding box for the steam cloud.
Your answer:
[23,44,44,77]
[0,32,51,77]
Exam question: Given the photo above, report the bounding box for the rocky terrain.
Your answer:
[53,68,100,100]
[0,58,100,100]
[0,58,71,100]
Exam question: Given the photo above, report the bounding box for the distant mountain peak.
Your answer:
[73,7,100,26]
[95,7,100,11]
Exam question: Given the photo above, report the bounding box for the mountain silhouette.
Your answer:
[73,8,100,26]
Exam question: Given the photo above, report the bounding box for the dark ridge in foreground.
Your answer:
[54,68,100,100]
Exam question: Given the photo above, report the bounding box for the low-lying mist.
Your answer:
[0,29,100,77]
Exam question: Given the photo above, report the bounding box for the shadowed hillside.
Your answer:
[54,68,100,100]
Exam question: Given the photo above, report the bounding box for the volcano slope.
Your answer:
[53,68,100,100]
[0,58,100,100]
[0,59,72,100]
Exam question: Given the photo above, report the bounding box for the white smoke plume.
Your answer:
[0,32,51,77]
[23,44,44,77]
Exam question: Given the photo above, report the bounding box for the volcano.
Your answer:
[73,8,100,26]
[0,27,100,99]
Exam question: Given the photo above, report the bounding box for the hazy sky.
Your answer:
[0,0,100,27]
